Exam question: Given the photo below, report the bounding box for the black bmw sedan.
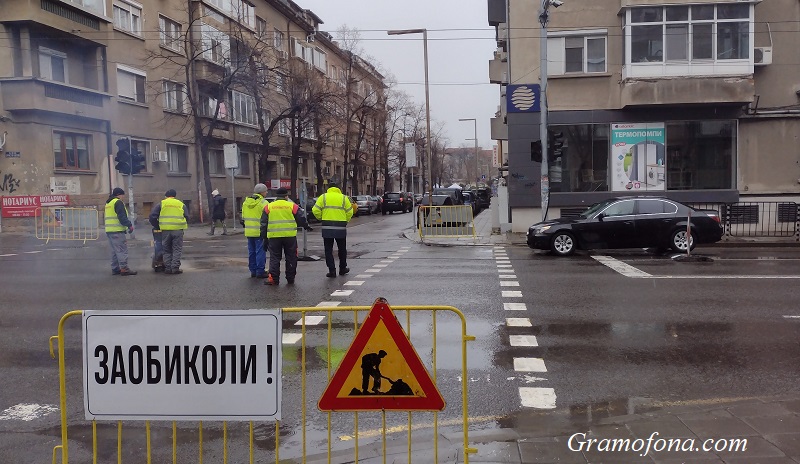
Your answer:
[527,197,723,256]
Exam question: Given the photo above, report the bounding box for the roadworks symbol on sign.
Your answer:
[318,298,445,412]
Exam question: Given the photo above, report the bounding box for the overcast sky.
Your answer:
[299,0,498,150]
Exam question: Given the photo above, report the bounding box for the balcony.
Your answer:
[620,76,755,107]
[0,78,111,120]
[491,116,507,140]
[489,58,507,84]
[195,60,226,85]
[3,0,111,44]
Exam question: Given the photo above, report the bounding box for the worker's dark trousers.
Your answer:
[268,236,298,281]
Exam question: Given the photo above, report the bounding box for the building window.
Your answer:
[547,32,607,75]
[279,157,290,176]
[65,0,105,16]
[275,73,286,94]
[274,29,285,50]
[665,120,734,190]
[113,1,142,36]
[201,23,231,65]
[167,143,189,173]
[159,16,182,52]
[229,90,257,125]
[131,139,150,173]
[163,81,186,112]
[238,152,251,176]
[256,17,267,38]
[117,66,146,103]
[53,132,91,170]
[38,47,67,83]
[627,4,751,67]
[278,119,289,136]
[209,149,225,175]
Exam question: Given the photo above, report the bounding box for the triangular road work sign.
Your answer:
[318,298,445,411]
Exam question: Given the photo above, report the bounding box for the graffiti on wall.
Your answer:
[0,171,21,193]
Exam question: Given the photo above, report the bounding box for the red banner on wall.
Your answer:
[1,195,70,218]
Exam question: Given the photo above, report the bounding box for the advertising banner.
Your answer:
[82,310,282,421]
[270,179,291,190]
[611,123,666,192]
[1,195,70,218]
[405,143,417,168]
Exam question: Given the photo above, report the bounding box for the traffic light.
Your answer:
[115,138,131,174]
[130,145,146,174]
[531,140,543,163]
[548,130,565,162]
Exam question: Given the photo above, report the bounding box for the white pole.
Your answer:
[231,168,237,231]
[539,0,551,222]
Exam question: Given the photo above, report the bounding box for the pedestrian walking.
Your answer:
[104,187,137,276]
[241,183,269,278]
[261,188,311,286]
[149,189,188,274]
[208,189,228,235]
[312,182,353,278]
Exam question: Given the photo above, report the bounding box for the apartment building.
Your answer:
[0,0,385,229]
[488,0,800,231]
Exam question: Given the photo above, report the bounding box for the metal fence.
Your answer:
[35,207,100,244]
[688,202,799,239]
[416,206,476,241]
[50,305,477,463]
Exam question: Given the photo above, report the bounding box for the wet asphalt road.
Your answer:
[1,212,800,461]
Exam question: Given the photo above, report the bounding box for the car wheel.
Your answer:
[550,231,576,256]
[670,228,695,252]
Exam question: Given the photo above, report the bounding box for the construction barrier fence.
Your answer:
[50,305,476,463]
[417,206,476,241]
[35,207,100,244]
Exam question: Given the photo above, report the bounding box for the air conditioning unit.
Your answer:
[154,151,168,163]
[754,46,772,66]
[307,34,315,43]
[277,49,288,60]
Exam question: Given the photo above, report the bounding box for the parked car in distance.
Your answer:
[432,188,464,205]
[475,188,491,210]
[527,197,723,256]
[461,190,479,216]
[352,195,377,216]
[370,195,383,214]
[382,192,413,214]
[415,193,424,205]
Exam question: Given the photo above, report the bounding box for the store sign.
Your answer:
[270,179,291,190]
[506,84,540,113]
[610,123,666,192]
[1,195,70,218]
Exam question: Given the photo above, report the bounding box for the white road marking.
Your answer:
[502,291,523,297]
[295,315,326,326]
[783,315,800,319]
[344,281,365,286]
[401,246,411,249]
[520,387,557,409]
[0,403,58,421]
[514,358,547,372]
[592,256,653,278]
[499,275,517,279]
[495,261,511,264]
[506,318,532,327]
[497,264,513,268]
[282,333,303,344]
[494,246,505,250]
[0,254,17,257]
[366,268,382,273]
[355,274,372,279]
[331,290,354,296]
[650,275,800,279]
[47,248,63,251]
[523,375,548,383]
[397,249,409,252]
[183,245,193,248]
[316,301,341,307]
[504,303,527,311]
[23,251,43,254]
[374,264,388,268]
[380,260,395,263]
[210,246,226,248]
[509,335,538,347]
[500,281,520,287]
[389,254,402,258]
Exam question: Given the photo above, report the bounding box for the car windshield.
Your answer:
[579,199,616,219]
[355,196,369,201]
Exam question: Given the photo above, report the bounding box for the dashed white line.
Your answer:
[497,264,513,268]
[506,318,532,327]
[316,301,341,307]
[519,387,557,409]
[504,303,527,311]
[0,254,17,257]
[366,268,382,273]
[783,315,800,319]
[509,335,538,347]
[514,358,547,372]
[282,333,303,344]
[380,260,394,263]
[331,290,354,296]
[295,315,326,326]
[502,291,523,297]
[592,256,653,278]
[23,251,43,254]
[344,281,365,286]
[499,275,517,279]
[374,264,388,268]
[355,274,372,279]
[500,281,520,287]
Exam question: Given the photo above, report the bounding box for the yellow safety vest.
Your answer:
[158,197,187,230]
[266,199,298,238]
[104,198,127,233]
[242,194,268,238]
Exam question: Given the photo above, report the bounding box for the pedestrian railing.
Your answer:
[35,207,100,244]
[688,201,799,240]
[49,304,476,463]
[417,206,476,241]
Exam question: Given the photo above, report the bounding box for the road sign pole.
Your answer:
[231,168,237,232]
[126,136,136,240]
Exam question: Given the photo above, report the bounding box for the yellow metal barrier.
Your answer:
[35,207,99,244]
[417,205,476,241]
[50,306,477,463]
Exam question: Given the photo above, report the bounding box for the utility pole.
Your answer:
[126,136,136,239]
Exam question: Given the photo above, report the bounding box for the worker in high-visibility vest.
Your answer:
[261,188,311,285]
[104,187,137,276]
[312,182,353,278]
[149,189,188,274]
[241,183,269,278]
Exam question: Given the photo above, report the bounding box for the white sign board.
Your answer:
[405,143,417,168]
[82,310,281,421]
[223,143,239,169]
[50,177,81,195]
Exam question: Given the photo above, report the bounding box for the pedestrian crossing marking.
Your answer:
[502,291,523,297]
[344,281,365,286]
[506,318,532,327]
[500,281,520,287]
[283,333,302,344]
[519,387,556,409]
[509,335,538,347]
[295,316,325,326]
[514,358,546,372]
[316,302,341,307]
[503,303,527,311]
[331,290,354,296]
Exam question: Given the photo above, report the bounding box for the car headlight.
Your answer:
[536,225,551,233]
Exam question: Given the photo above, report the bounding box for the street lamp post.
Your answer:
[387,28,432,208]
[459,118,478,187]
